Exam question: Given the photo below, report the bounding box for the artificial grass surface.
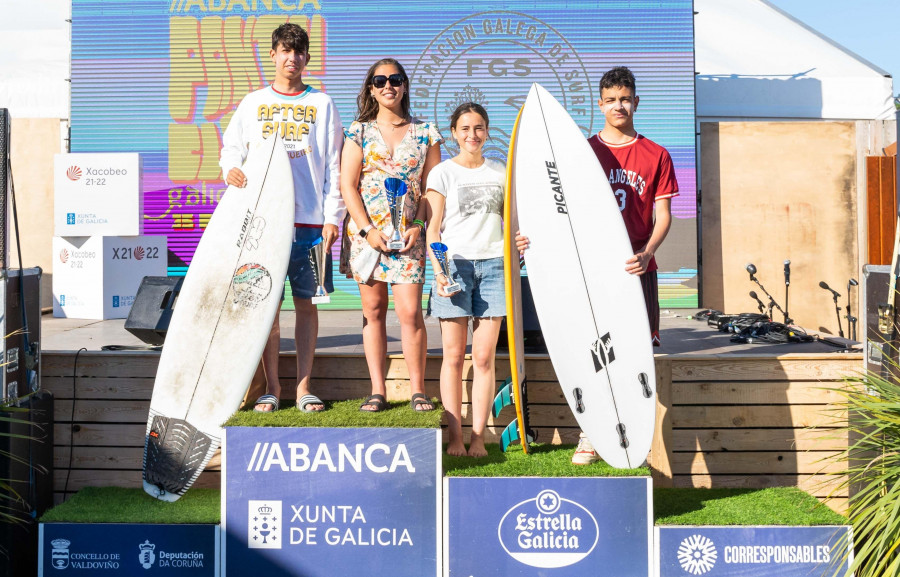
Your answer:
[444,443,650,477]
[39,486,845,526]
[654,487,846,526]
[223,397,443,428]
[39,487,221,524]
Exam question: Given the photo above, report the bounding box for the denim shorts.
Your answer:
[428,256,506,319]
[285,226,333,300]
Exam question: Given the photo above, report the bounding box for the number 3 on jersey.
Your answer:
[614,188,627,211]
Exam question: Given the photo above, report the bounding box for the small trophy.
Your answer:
[308,236,330,305]
[430,242,461,295]
[384,177,408,251]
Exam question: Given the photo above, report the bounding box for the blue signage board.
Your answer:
[446,477,652,576]
[657,526,851,577]
[39,523,219,576]
[223,427,440,577]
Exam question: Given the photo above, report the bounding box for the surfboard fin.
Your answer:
[500,419,521,452]
[499,419,537,453]
[492,377,515,417]
[616,422,630,450]
[497,377,536,453]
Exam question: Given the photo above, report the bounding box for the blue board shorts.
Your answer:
[428,256,506,319]
[285,226,333,300]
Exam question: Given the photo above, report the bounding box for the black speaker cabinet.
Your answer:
[864,264,891,375]
[4,267,41,402]
[0,109,9,267]
[125,276,184,345]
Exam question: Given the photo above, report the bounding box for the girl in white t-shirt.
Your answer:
[425,103,506,457]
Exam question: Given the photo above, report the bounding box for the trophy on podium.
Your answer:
[384,177,408,251]
[308,236,329,305]
[430,242,461,295]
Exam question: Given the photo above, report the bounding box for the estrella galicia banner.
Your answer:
[223,427,440,577]
[446,477,652,576]
[39,523,219,576]
[656,526,852,577]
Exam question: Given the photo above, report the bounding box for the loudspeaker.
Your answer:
[865,265,892,374]
[125,276,184,345]
[498,276,546,353]
[3,267,41,402]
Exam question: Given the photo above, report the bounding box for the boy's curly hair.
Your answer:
[599,66,636,93]
[271,23,309,54]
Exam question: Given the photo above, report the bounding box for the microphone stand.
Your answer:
[749,273,789,325]
[783,260,791,325]
[846,280,858,341]
[830,292,844,338]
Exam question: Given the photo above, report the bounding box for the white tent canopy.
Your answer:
[0,0,69,119]
[695,0,895,121]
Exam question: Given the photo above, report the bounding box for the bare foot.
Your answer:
[467,440,488,458]
[446,441,467,457]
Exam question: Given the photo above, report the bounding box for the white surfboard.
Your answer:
[513,84,656,469]
[142,134,295,501]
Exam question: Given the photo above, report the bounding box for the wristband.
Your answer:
[413,219,426,231]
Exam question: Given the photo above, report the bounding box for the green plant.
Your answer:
[0,396,42,526]
[829,368,900,577]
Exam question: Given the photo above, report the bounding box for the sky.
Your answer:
[768,0,899,97]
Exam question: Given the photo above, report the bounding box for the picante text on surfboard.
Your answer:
[545,161,568,214]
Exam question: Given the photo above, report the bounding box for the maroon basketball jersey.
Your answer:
[587,134,678,272]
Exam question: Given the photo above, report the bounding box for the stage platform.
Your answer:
[40,310,863,513]
[41,308,859,356]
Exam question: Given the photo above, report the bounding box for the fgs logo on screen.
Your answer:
[411,12,594,159]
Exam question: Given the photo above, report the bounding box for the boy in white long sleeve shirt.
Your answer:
[219,23,344,412]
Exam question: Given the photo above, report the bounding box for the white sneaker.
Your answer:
[571,434,601,465]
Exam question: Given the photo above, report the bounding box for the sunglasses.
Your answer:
[371,74,405,88]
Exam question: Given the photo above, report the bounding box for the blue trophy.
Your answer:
[430,242,461,295]
[384,177,408,251]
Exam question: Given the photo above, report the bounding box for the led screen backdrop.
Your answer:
[71,0,697,308]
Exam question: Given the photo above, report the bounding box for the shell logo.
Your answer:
[134,246,145,261]
[59,249,69,263]
[66,166,82,181]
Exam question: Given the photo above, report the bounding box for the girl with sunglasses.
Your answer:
[340,58,443,412]
[424,103,506,456]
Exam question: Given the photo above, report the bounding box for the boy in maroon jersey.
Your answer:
[589,66,678,344]
[517,66,678,464]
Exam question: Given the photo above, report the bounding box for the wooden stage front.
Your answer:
[41,310,863,512]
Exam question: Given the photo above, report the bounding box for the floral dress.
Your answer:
[343,118,443,284]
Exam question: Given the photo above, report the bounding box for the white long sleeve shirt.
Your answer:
[220,85,345,226]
